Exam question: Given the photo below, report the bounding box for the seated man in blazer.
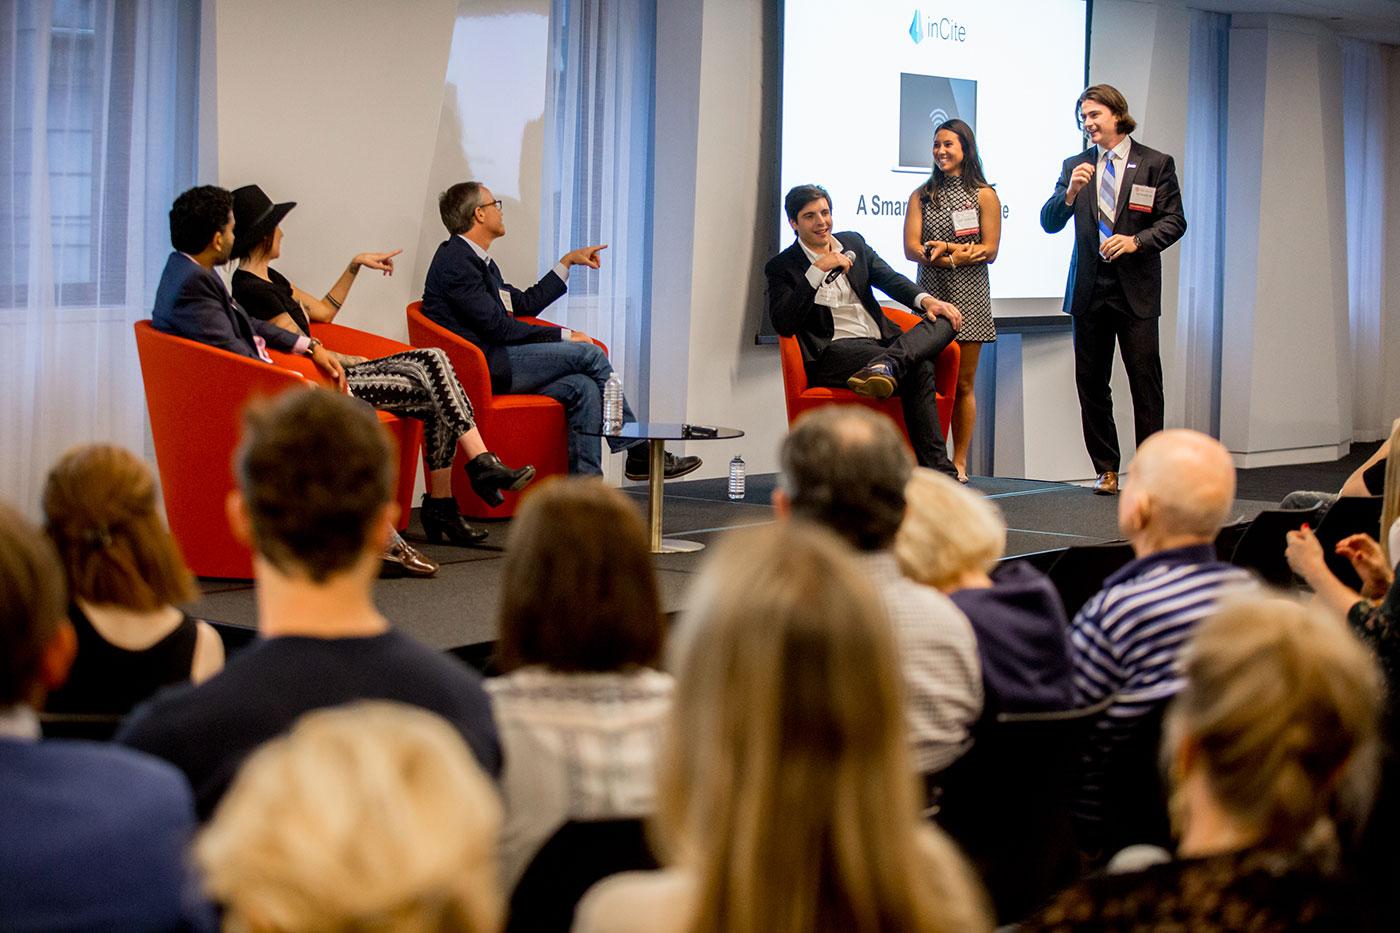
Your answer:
[151,185,536,563]
[0,504,211,930]
[420,181,699,479]
[766,184,962,476]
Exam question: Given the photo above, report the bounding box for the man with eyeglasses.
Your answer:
[422,182,700,479]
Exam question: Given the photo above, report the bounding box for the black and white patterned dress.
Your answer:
[917,175,995,343]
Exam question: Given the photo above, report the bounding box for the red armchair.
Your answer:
[134,321,422,579]
[777,305,959,443]
[405,301,608,519]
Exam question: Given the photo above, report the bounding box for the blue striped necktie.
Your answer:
[1098,151,1117,246]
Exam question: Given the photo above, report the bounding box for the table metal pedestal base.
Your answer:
[645,438,702,554]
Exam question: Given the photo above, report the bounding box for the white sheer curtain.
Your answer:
[1173,9,1229,436]
[1341,37,1388,439]
[0,0,199,515]
[539,0,656,421]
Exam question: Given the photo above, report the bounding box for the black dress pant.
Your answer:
[806,317,957,475]
[1072,269,1164,474]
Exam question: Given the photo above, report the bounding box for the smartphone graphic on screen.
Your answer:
[895,73,977,173]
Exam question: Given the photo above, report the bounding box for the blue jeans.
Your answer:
[504,341,639,474]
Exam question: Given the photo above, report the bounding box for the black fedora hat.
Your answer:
[230,184,296,260]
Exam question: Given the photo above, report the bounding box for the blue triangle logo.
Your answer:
[909,10,922,44]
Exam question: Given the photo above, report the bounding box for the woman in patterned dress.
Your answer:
[904,119,1001,483]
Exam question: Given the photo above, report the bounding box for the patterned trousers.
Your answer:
[344,348,476,471]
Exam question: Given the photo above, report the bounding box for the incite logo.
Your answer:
[909,10,922,44]
[908,10,968,44]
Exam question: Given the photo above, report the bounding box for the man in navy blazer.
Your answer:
[766,184,963,476]
[1041,85,1186,495]
[421,181,699,478]
[151,185,344,384]
[0,504,211,931]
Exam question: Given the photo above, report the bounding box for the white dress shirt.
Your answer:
[798,236,932,342]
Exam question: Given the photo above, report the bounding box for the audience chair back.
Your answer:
[1083,700,1171,864]
[133,321,420,578]
[1313,495,1385,592]
[405,301,592,519]
[776,305,958,445]
[1046,541,1136,620]
[931,696,1110,924]
[505,818,657,933]
[1227,507,1322,587]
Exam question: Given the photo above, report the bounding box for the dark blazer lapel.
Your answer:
[838,235,867,298]
[1114,140,1142,225]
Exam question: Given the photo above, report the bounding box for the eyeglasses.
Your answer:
[480,200,503,212]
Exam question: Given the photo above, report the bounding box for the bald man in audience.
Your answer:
[1068,429,1255,854]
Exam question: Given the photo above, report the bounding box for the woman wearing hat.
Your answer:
[229,184,534,568]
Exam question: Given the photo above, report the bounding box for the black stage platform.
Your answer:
[190,473,1281,655]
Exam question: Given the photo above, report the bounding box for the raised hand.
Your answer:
[352,249,402,276]
[562,244,608,269]
[1066,162,1095,204]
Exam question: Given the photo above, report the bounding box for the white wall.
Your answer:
[1220,14,1351,466]
[650,0,787,478]
[412,1,552,296]
[211,0,460,341]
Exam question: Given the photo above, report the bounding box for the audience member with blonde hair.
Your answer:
[43,444,223,715]
[574,523,991,933]
[1025,595,1380,930]
[1068,429,1255,855]
[488,478,672,894]
[197,701,502,932]
[896,467,1073,713]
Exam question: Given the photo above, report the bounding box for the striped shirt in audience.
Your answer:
[1069,544,1255,827]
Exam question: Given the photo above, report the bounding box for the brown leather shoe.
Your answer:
[1092,471,1119,496]
[381,535,439,578]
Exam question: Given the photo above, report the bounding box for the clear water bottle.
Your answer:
[602,371,623,432]
[728,455,746,500]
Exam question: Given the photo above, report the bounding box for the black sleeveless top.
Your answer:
[232,267,310,335]
[45,603,201,716]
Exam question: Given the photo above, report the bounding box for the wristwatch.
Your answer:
[305,337,323,356]
[1132,235,1142,249]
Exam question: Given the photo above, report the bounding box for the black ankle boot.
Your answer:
[465,452,536,507]
[419,495,488,546]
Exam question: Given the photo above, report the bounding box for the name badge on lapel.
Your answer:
[1128,184,1156,213]
[951,207,980,238]
[499,289,514,314]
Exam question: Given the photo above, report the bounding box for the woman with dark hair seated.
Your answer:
[43,444,224,715]
[226,184,533,563]
[486,478,672,894]
[1023,595,1381,931]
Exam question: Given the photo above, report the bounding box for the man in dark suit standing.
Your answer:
[1041,85,1186,495]
[421,182,699,479]
[766,184,963,476]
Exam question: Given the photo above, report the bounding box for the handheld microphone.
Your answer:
[823,250,857,285]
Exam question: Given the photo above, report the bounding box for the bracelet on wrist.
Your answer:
[326,294,343,310]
